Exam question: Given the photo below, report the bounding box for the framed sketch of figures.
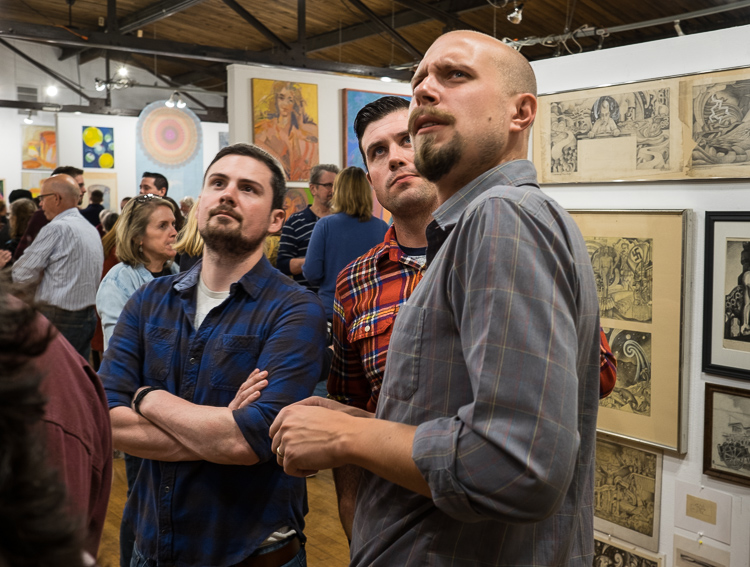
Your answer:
[594,532,664,567]
[570,210,691,452]
[702,212,750,380]
[594,436,662,551]
[703,383,750,488]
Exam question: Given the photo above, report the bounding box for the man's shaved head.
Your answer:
[43,175,80,204]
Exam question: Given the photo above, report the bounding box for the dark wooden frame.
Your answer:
[702,211,750,381]
[703,382,750,488]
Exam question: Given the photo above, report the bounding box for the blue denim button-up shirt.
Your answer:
[100,257,327,567]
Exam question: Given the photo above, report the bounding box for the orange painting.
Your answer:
[22,125,57,170]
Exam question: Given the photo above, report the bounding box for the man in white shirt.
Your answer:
[13,174,103,359]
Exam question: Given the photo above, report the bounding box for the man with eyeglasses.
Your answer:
[277,164,339,291]
[13,165,86,261]
[12,174,103,359]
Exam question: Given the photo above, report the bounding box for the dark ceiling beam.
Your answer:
[219,0,291,51]
[393,0,478,31]
[169,66,227,84]
[298,0,306,48]
[107,0,119,33]
[0,38,95,102]
[345,0,422,60]
[0,20,413,80]
[59,0,209,61]
[300,0,487,53]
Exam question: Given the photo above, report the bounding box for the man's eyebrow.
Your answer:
[207,172,265,190]
[365,129,410,156]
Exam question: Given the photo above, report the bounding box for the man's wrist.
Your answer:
[132,386,161,416]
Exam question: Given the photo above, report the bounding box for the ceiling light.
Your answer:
[95,78,107,92]
[176,97,186,109]
[165,91,177,108]
[380,76,393,83]
[117,66,129,77]
[46,85,58,97]
[507,3,523,24]
[23,111,33,125]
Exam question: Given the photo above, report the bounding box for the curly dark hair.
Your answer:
[0,276,86,567]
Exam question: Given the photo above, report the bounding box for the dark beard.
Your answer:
[200,222,264,258]
[414,132,463,183]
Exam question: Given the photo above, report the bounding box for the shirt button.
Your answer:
[364,325,371,332]
[189,357,197,364]
[164,486,170,493]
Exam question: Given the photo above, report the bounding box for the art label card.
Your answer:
[673,534,730,567]
[673,481,732,544]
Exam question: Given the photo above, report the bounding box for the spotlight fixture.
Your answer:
[23,110,34,125]
[165,91,176,108]
[166,91,187,109]
[507,2,523,24]
[95,79,107,92]
[380,76,393,83]
[46,85,59,97]
[94,74,132,92]
[176,97,187,109]
[117,66,129,77]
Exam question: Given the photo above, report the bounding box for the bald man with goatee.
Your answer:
[270,31,601,566]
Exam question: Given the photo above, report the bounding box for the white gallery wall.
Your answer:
[227,63,411,189]
[532,24,750,567]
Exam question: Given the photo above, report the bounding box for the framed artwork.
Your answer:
[79,171,118,211]
[594,436,662,551]
[674,534,730,567]
[593,532,664,567]
[533,65,750,183]
[252,79,319,181]
[0,179,4,199]
[21,124,56,170]
[703,382,750,488]
[21,171,48,197]
[570,210,691,452]
[282,186,312,223]
[702,211,750,380]
[82,126,115,169]
[673,481,733,544]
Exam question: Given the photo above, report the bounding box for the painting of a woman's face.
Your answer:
[277,88,295,117]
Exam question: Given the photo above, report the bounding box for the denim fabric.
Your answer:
[38,304,97,360]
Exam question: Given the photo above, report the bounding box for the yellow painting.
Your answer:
[252,79,319,181]
[22,125,57,170]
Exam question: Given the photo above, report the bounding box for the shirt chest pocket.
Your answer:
[210,334,261,391]
[348,305,399,344]
[381,303,425,401]
[144,324,177,384]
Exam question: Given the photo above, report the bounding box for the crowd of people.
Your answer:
[0,31,619,567]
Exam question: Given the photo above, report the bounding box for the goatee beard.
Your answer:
[414,133,463,183]
[200,222,264,258]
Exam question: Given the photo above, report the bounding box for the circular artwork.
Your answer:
[138,106,199,167]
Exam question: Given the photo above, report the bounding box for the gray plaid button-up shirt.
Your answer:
[350,160,601,566]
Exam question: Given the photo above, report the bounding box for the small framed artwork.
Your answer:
[674,534,730,567]
[570,210,691,452]
[703,382,750,488]
[594,435,662,551]
[702,211,750,381]
[594,532,664,567]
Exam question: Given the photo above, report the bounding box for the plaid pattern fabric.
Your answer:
[351,161,601,566]
[100,257,327,566]
[328,225,424,412]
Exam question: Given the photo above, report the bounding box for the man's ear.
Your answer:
[509,93,537,133]
[269,209,286,233]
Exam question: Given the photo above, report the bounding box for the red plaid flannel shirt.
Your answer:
[329,226,617,410]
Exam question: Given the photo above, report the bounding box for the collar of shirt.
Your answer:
[52,207,83,224]
[426,160,539,266]
[380,225,425,271]
[173,254,275,300]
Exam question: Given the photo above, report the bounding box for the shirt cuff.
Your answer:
[232,405,274,463]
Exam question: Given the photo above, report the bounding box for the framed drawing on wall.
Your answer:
[703,382,750,488]
[594,532,664,567]
[702,211,750,380]
[570,210,691,452]
[594,436,662,551]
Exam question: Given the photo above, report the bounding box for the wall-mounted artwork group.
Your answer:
[534,66,750,183]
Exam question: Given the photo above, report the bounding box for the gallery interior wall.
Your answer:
[531,23,750,567]
[0,39,226,203]
[227,63,412,189]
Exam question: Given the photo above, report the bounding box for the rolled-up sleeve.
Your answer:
[411,197,583,524]
[232,292,327,462]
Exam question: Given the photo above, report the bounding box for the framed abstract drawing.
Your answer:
[594,436,662,551]
[703,382,750,488]
[570,210,691,452]
[594,532,664,567]
[703,211,750,381]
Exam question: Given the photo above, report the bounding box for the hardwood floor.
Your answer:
[98,457,350,567]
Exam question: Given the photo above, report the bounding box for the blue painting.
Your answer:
[343,89,411,170]
[82,126,115,169]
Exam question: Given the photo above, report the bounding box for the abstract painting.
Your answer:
[82,126,115,169]
[252,79,319,181]
[600,328,652,416]
[282,186,312,223]
[21,171,48,197]
[136,100,203,203]
[594,436,662,551]
[21,125,56,170]
[593,533,663,567]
